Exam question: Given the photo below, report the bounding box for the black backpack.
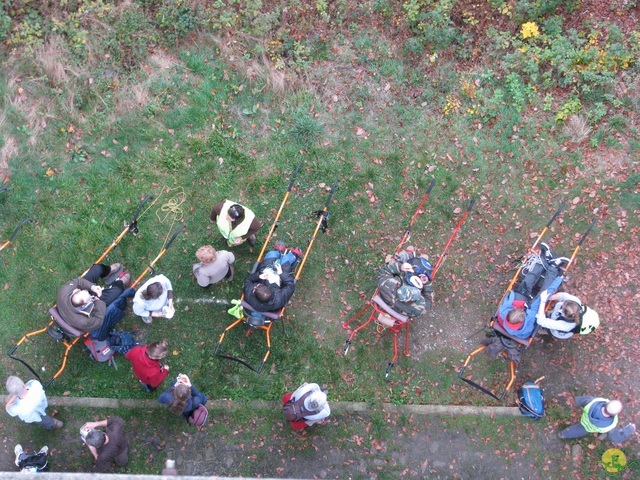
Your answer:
[283,391,315,422]
[19,452,48,472]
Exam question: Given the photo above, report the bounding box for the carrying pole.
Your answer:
[296,180,337,278]
[505,201,566,292]
[394,178,436,256]
[0,218,34,252]
[131,224,186,289]
[431,198,475,280]
[83,194,154,276]
[256,163,302,263]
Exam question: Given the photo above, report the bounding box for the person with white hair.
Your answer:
[5,376,63,429]
[282,382,331,431]
[558,396,636,445]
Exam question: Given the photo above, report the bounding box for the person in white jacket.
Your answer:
[535,290,599,339]
[133,274,174,324]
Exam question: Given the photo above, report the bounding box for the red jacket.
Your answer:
[125,345,168,387]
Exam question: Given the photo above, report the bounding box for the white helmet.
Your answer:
[579,307,599,334]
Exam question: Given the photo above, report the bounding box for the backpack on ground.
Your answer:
[283,391,315,422]
[517,376,545,420]
[108,331,138,355]
[18,452,48,472]
[84,337,116,367]
[188,405,209,426]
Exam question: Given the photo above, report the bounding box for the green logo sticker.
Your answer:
[602,448,636,476]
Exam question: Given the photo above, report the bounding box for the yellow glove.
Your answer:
[227,299,244,319]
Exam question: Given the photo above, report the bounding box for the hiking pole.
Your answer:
[296,179,338,278]
[394,178,436,256]
[131,224,186,289]
[256,162,302,263]
[84,194,154,275]
[430,198,475,280]
[0,218,34,252]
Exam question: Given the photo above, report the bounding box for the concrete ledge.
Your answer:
[0,474,265,480]
[0,395,520,416]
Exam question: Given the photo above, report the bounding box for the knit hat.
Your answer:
[605,400,622,416]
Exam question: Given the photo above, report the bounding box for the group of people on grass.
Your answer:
[4,199,330,472]
[491,242,634,445]
[5,200,636,471]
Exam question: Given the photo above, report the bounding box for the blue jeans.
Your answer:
[264,250,296,266]
[89,288,135,341]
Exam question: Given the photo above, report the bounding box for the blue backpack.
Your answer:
[517,378,545,420]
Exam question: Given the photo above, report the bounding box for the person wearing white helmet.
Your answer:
[558,397,636,445]
[535,290,600,339]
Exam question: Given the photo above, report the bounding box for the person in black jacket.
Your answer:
[243,242,302,312]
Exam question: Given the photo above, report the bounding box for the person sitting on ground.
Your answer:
[535,290,599,339]
[13,444,49,472]
[81,416,128,472]
[132,274,174,325]
[243,241,301,313]
[192,245,235,287]
[377,260,427,318]
[282,382,331,431]
[5,376,63,430]
[558,396,636,445]
[56,263,135,341]
[158,373,208,423]
[125,340,169,392]
[496,243,568,339]
[210,200,262,247]
[393,246,434,309]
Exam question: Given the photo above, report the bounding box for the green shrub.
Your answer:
[154,0,200,47]
[103,6,157,70]
[0,13,11,41]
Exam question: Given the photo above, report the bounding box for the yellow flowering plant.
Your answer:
[521,22,540,39]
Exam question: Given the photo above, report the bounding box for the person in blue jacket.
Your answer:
[158,374,207,422]
[497,243,568,339]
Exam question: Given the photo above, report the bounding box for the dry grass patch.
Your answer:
[562,114,591,144]
[116,83,150,114]
[34,36,69,86]
[0,136,17,182]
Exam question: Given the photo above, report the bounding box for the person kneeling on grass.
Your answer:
[125,340,169,392]
[132,274,174,325]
